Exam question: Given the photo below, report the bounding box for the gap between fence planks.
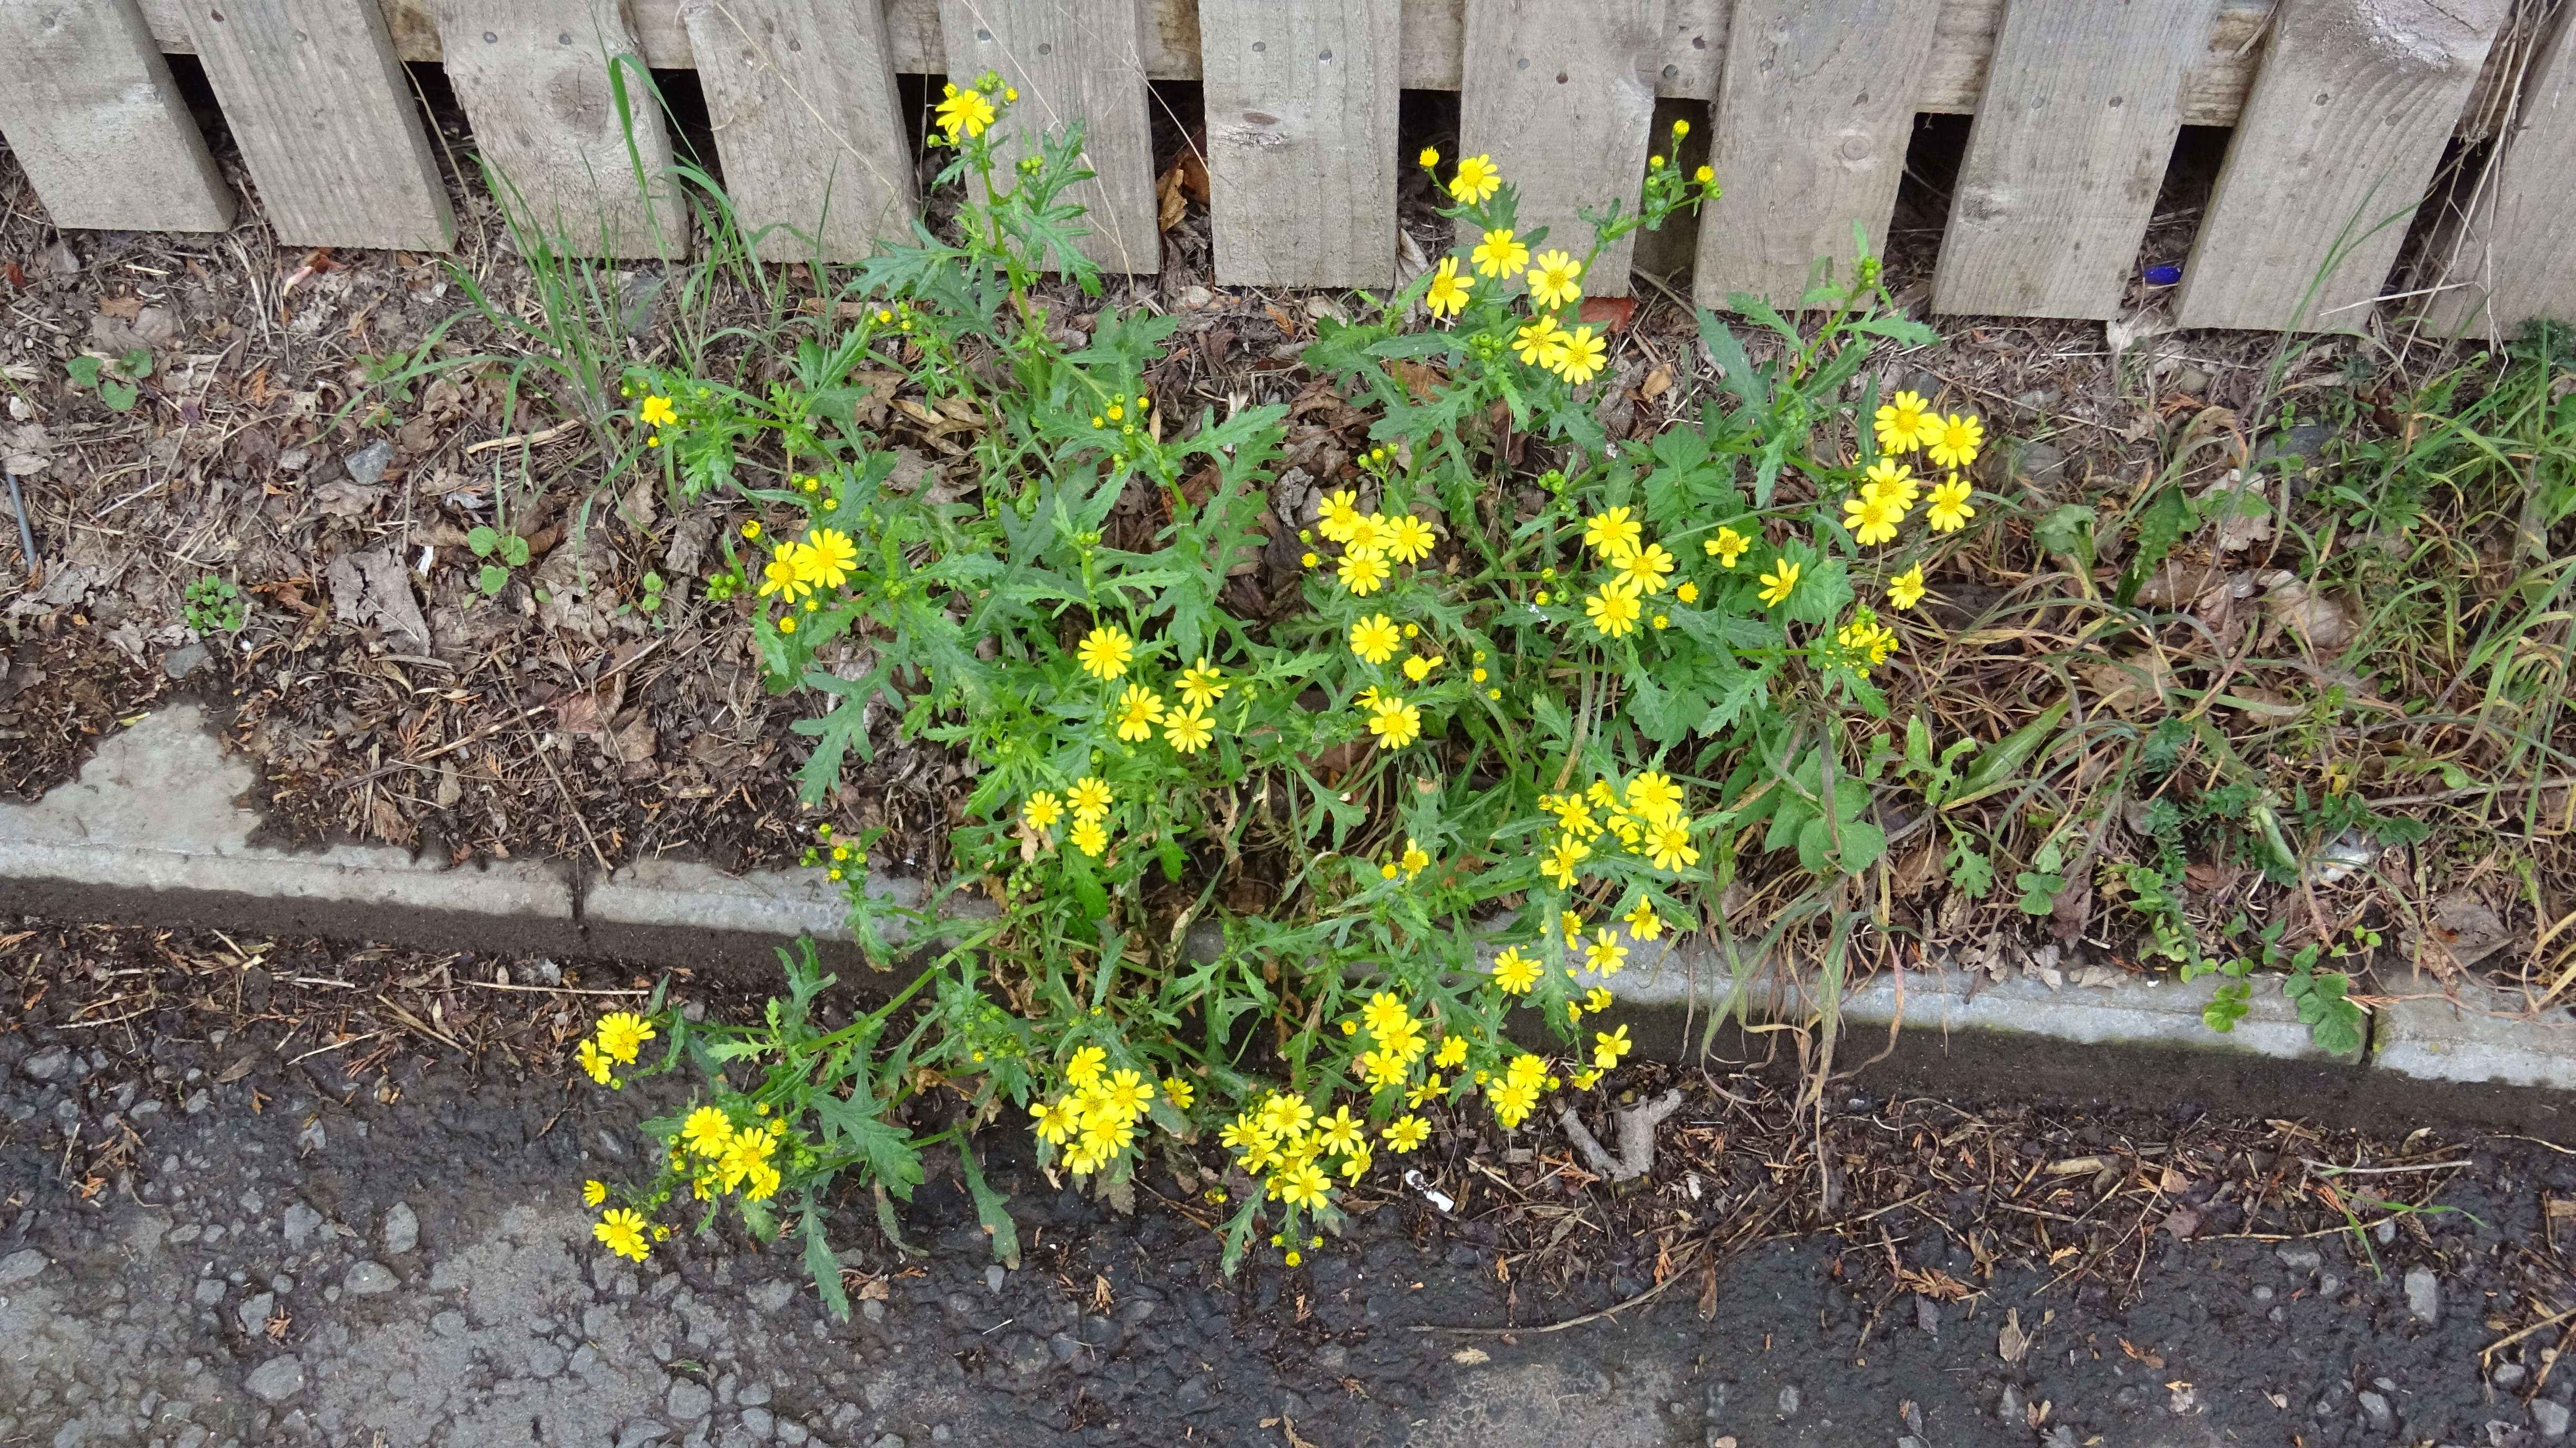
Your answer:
[0,0,236,234]
[1694,0,1939,310]
[124,0,2535,139]
[680,0,918,263]
[438,0,685,261]
[1933,0,2218,321]
[939,0,1161,275]
[1198,0,1401,288]
[2424,1,2576,339]
[2177,0,2510,333]
[1461,0,1668,299]
[180,0,453,252]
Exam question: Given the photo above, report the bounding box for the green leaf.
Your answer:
[501,534,532,567]
[802,1201,851,1321]
[1947,697,2070,808]
[2202,981,2251,1033]
[118,347,155,380]
[1695,311,1769,413]
[955,1141,1023,1269]
[811,1090,925,1199]
[99,379,138,413]
[2035,504,2098,570]
[1946,839,1995,898]
[467,526,498,558]
[478,564,509,596]
[64,356,103,388]
[2014,871,2066,914]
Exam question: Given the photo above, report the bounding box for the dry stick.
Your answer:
[1410,1240,1700,1335]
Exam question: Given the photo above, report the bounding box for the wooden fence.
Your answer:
[0,0,2569,335]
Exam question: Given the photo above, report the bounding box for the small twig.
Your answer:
[1556,1088,1685,1183]
[1410,1246,1695,1335]
[462,421,581,455]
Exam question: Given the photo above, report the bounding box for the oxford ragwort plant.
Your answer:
[575,82,1995,1304]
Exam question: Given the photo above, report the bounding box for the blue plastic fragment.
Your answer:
[2143,264,2183,286]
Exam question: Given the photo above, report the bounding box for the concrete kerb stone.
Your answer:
[9,706,2576,1125]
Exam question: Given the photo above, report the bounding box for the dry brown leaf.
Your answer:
[1998,1308,2031,1363]
[216,1054,259,1084]
[2119,1336,2166,1369]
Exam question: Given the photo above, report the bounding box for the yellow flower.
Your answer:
[1433,1036,1468,1070]
[1448,153,1501,204]
[797,528,858,590]
[1925,477,1977,533]
[1471,227,1530,279]
[594,1208,651,1263]
[1285,1249,1304,1266]
[1400,839,1432,878]
[1493,948,1542,994]
[1513,315,1564,367]
[1099,1069,1155,1119]
[595,1011,656,1064]
[1874,390,1930,455]
[1584,581,1644,638]
[1584,929,1628,976]
[1490,1079,1539,1130]
[1113,684,1165,742]
[1339,1143,1374,1181]
[639,395,676,428]
[1593,1024,1633,1070]
[1350,614,1401,665]
[1339,551,1390,595]
[1583,507,1643,559]
[1424,255,1473,318]
[1624,900,1663,941]
[1356,1049,1410,1091]
[1385,1115,1430,1152]
[1646,817,1700,872]
[1926,413,1984,470]
[577,1038,615,1087]
[1617,541,1676,595]
[1408,1073,1446,1107]
[680,1106,732,1157]
[1360,991,1410,1037]
[1842,491,1903,547]
[745,1162,782,1202]
[1418,145,1441,168]
[1401,654,1442,683]
[1079,1114,1135,1164]
[1366,697,1423,749]
[1863,458,1920,510]
[1066,1045,1108,1087]
[1069,817,1108,858]
[1343,511,1387,556]
[1260,1092,1315,1140]
[1694,164,1716,185]
[1757,559,1800,608]
[1626,771,1684,822]
[1077,625,1134,680]
[1888,564,1926,611]
[1176,658,1227,709]
[1549,325,1607,386]
[1277,1162,1332,1209]
[1023,791,1064,830]
[1062,779,1113,826]
[1162,706,1214,753]
[760,546,813,600]
[1031,1097,1079,1145]
[1162,1076,1195,1111]
[1706,526,1749,568]
[1530,249,1583,309]
[1542,833,1590,888]
[1301,551,1321,569]
[1316,488,1362,542]
[934,87,997,139]
[1317,1105,1365,1154]
[1386,515,1438,564]
[583,1179,607,1206]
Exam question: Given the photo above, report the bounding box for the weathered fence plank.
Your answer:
[681,0,917,263]
[0,0,236,233]
[2177,0,2507,331]
[1196,0,1400,288]
[1931,0,2216,320]
[938,0,1161,275]
[1458,0,1668,298]
[438,0,684,259]
[1695,0,1939,309]
[2423,6,2576,338]
[181,0,452,251]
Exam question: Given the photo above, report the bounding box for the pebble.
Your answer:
[615,1423,669,1448]
[383,1203,419,1256]
[345,439,395,488]
[749,1281,795,1315]
[1776,1386,1802,1417]
[281,1204,323,1248]
[2499,1364,2532,1391]
[669,1380,714,1422]
[22,1046,72,1082]
[860,1298,885,1324]
[2404,1267,2439,1324]
[0,1250,47,1286]
[237,1292,275,1336]
[2317,1272,2342,1300]
[2357,1390,2392,1431]
[343,1262,397,1295]
[163,643,209,680]
[741,1407,775,1439]
[243,1356,303,1404]
[2537,1400,2572,1441]
[2277,1246,2323,1271]
[183,1091,211,1117]
[986,1265,1006,1294]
